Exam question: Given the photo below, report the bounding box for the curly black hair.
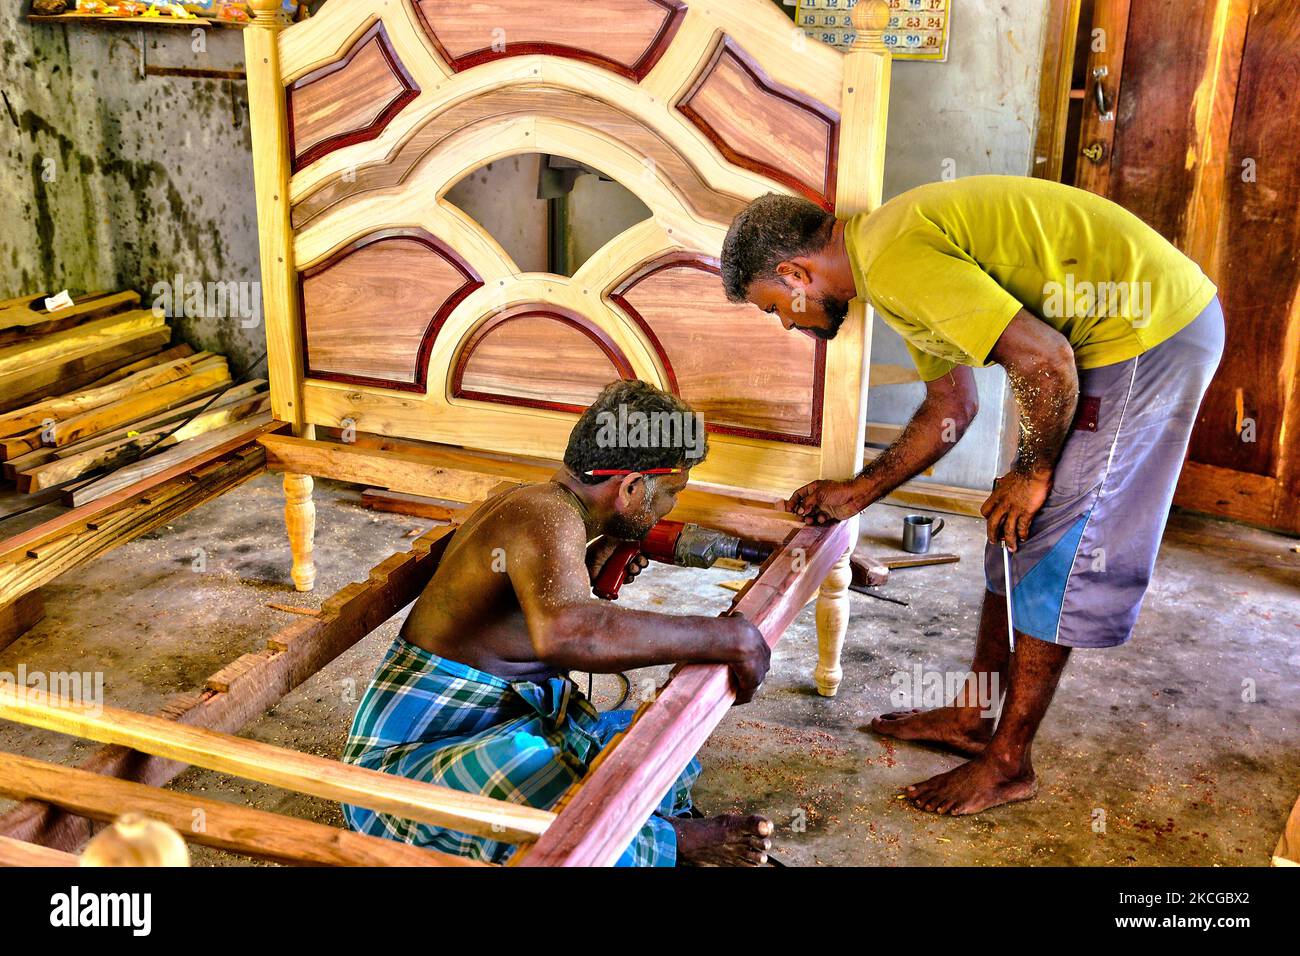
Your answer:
[720,193,835,302]
[564,380,708,484]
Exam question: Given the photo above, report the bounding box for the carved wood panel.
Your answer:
[287,20,420,171]
[677,36,840,209]
[411,0,686,80]
[452,306,636,411]
[291,86,748,230]
[609,254,824,443]
[299,229,482,391]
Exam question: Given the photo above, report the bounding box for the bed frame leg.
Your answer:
[283,472,316,592]
[814,541,853,697]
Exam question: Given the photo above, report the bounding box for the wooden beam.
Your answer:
[0,290,139,334]
[883,481,987,518]
[0,589,45,653]
[260,433,807,549]
[0,522,455,851]
[0,684,554,845]
[1031,0,1083,182]
[0,437,271,610]
[0,328,172,414]
[515,520,853,867]
[0,309,166,378]
[5,378,264,480]
[63,412,272,506]
[0,352,213,438]
[22,396,271,493]
[0,833,78,867]
[0,751,485,867]
[360,488,463,521]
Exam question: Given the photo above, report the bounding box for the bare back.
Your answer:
[400,482,591,683]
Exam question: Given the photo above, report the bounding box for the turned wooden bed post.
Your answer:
[813,1,891,697]
[246,0,316,591]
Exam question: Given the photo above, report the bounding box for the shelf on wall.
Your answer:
[27,13,247,28]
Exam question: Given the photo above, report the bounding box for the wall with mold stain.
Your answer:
[0,12,264,377]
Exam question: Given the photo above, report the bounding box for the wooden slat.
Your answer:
[0,447,268,610]
[0,309,165,378]
[0,352,211,438]
[0,678,552,848]
[0,833,78,867]
[360,488,462,521]
[260,432,807,548]
[0,521,449,851]
[0,328,172,414]
[883,480,987,518]
[0,751,484,868]
[0,290,139,333]
[63,414,274,507]
[49,361,231,448]
[20,393,271,492]
[515,520,852,867]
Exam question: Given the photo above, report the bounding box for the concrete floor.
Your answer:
[1,472,1296,866]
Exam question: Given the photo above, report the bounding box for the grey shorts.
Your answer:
[984,297,1225,648]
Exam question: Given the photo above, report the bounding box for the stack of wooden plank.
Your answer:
[0,290,270,512]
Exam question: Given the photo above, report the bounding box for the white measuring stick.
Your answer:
[1002,543,1016,654]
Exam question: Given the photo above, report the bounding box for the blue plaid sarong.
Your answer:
[342,638,701,866]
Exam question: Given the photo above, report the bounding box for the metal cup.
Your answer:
[902,514,945,554]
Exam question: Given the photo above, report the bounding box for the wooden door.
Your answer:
[1037,0,1300,533]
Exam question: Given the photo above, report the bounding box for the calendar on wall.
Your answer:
[794,0,951,62]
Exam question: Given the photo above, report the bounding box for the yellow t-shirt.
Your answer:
[844,176,1218,381]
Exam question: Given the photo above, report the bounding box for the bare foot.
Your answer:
[673,812,772,866]
[871,707,993,757]
[902,755,1037,815]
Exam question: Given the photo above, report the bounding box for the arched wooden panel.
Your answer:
[290,86,748,230]
[411,0,686,81]
[453,306,636,412]
[678,36,840,209]
[609,254,825,444]
[287,20,420,171]
[299,228,483,391]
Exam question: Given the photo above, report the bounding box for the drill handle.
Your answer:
[592,541,643,600]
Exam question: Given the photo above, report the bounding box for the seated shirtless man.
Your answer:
[342,380,774,866]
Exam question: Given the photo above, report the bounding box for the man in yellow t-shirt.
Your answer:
[720,176,1223,815]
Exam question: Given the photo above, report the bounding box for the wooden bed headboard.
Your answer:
[245,0,890,497]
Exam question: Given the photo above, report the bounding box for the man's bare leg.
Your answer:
[871,589,1011,756]
[672,814,772,866]
[903,633,1071,814]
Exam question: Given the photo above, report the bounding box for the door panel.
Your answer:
[1060,0,1300,532]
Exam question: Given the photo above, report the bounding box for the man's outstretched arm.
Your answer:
[508,501,771,702]
[787,365,979,523]
[982,309,1078,549]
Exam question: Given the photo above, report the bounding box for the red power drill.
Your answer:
[592,519,774,600]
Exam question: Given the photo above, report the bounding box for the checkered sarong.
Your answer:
[342,638,699,866]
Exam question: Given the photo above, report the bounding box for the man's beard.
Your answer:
[607,486,660,540]
[810,294,850,340]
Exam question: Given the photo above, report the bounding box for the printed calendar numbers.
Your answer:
[794,0,951,62]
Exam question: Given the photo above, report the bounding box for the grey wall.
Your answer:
[0,14,265,377]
